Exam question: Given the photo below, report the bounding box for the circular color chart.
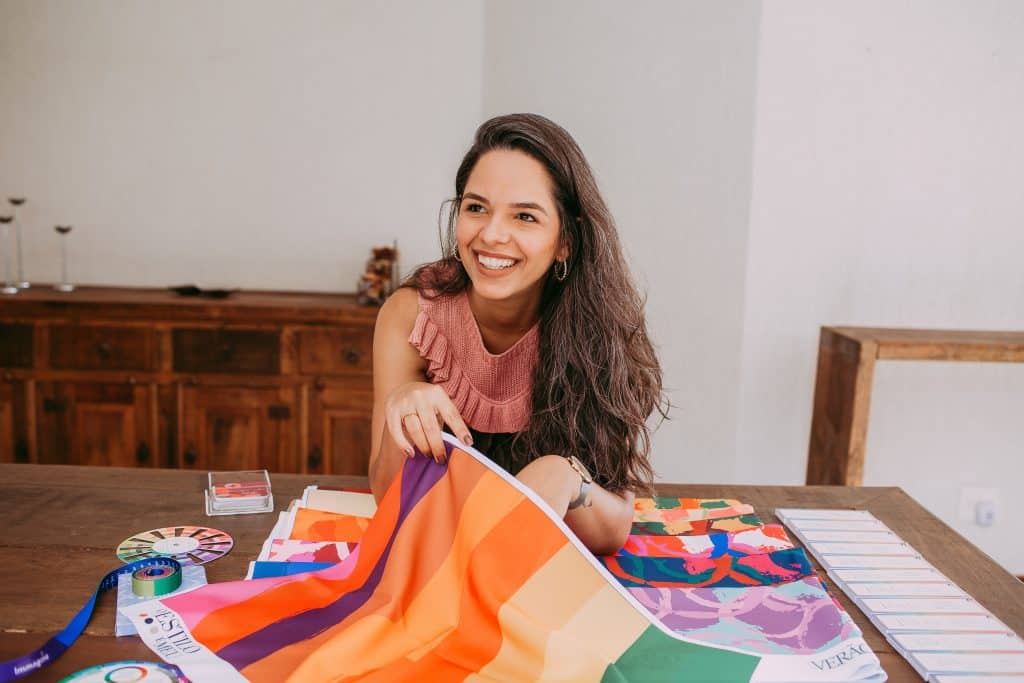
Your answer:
[116,526,233,566]
[59,660,187,682]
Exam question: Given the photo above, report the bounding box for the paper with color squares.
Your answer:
[122,434,885,682]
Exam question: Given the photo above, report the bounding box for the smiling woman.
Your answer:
[368,113,667,555]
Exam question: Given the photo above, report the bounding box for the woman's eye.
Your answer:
[517,212,537,223]
[464,202,485,213]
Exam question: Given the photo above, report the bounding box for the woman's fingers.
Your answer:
[400,413,431,459]
[438,403,473,447]
[386,411,416,458]
[418,408,448,462]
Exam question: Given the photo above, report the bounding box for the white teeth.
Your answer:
[478,254,517,270]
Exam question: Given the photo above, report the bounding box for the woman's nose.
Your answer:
[480,216,511,244]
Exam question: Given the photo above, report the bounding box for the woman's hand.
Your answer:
[384,381,473,463]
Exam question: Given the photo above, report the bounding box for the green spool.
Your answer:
[131,564,182,597]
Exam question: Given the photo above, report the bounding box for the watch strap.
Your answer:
[568,479,591,510]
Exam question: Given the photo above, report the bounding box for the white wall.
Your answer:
[484,0,762,484]
[736,0,1024,571]
[3,1,1021,572]
[0,0,483,290]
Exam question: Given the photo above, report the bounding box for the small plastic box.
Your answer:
[205,470,274,516]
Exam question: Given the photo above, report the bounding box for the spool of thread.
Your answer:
[131,564,182,597]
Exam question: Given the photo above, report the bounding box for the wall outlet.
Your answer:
[975,499,997,527]
[959,487,1000,525]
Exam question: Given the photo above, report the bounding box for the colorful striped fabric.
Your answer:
[123,434,884,681]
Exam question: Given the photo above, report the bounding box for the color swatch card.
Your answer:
[781,519,891,532]
[888,632,1024,653]
[909,652,1024,676]
[819,554,934,570]
[799,530,901,543]
[774,508,876,521]
[876,613,1010,633]
[831,568,948,582]
[811,542,918,556]
[931,676,1024,682]
[841,581,967,599]
[857,597,987,614]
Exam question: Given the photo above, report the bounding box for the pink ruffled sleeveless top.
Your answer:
[408,289,538,433]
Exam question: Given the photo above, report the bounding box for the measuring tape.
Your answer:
[0,557,183,682]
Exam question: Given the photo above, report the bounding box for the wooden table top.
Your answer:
[1,464,1021,682]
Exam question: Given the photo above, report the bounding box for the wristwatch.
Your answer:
[565,455,593,510]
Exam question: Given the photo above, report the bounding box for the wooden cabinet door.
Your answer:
[36,381,155,467]
[180,384,299,472]
[0,380,30,463]
[309,381,373,476]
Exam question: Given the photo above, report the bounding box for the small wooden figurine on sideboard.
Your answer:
[0,286,379,476]
[356,243,399,306]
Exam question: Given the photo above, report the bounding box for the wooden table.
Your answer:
[1,465,1022,681]
[806,326,1024,486]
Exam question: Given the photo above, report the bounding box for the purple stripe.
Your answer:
[217,451,449,671]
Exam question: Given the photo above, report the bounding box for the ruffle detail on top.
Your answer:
[408,290,538,434]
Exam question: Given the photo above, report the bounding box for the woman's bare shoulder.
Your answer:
[374,287,422,355]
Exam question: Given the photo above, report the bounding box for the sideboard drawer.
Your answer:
[173,328,280,375]
[298,327,373,376]
[0,324,33,368]
[50,325,155,371]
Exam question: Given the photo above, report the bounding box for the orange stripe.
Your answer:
[237,455,488,680]
[367,497,570,681]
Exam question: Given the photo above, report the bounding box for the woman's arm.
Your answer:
[369,288,427,500]
[369,288,472,502]
[515,455,634,556]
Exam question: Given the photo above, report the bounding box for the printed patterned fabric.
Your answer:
[600,548,815,588]
[122,436,884,682]
[632,513,764,537]
[634,498,756,522]
[617,524,794,558]
[288,508,369,542]
[629,576,860,656]
[267,540,354,563]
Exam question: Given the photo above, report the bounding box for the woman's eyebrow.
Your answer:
[464,192,548,216]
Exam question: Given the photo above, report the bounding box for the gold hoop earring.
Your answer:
[453,248,462,263]
[554,260,568,282]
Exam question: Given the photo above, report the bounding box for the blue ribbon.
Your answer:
[0,557,182,682]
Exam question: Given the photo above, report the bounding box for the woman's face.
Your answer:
[455,149,566,304]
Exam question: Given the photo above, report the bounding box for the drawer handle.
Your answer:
[343,349,361,365]
[307,446,322,471]
[136,442,151,464]
[95,341,113,359]
[184,448,197,466]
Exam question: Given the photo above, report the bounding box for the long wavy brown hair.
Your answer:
[404,113,667,494]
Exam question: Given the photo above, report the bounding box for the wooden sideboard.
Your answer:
[0,286,379,475]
